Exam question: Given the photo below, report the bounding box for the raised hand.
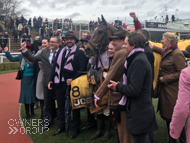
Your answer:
[4,47,8,52]
[129,12,137,19]
[20,42,27,51]
[56,29,62,34]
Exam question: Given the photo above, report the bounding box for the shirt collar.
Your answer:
[51,48,59,53]
[66,46,74,51]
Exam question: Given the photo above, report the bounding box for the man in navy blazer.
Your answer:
[48,31,87,138]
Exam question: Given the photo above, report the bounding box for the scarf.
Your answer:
[119,48,145,106]
[21,52,33,70]
[161,43,177,57]
[54,44,77,83]
[89,50,109,69]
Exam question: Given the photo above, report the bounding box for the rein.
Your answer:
[89,23,109,68]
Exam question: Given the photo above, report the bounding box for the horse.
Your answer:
[85,15,117,57]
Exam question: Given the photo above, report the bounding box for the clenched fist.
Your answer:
[129,12,137,19]
[4,47,8,52]
[20,42,27,51]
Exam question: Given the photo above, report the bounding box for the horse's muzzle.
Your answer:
[85,47,95,56]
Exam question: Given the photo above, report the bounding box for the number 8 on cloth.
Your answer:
[70,75,93,109]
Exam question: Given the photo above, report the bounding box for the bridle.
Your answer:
[88,23,113,68]
[88,23,109,54]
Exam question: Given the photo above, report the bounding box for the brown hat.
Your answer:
[185,45,190,54]
[109,29,128,40]
[64,31,79,43]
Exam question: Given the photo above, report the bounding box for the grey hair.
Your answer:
[137,29,150,41]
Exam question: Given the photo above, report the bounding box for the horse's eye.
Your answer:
[98,31,103,34]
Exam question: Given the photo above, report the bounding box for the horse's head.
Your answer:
[85,15,116,56]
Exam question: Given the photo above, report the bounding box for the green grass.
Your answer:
[20,99,181,143]
[0,69,18,74]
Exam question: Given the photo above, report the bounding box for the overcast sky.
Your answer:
[21,0,189,23]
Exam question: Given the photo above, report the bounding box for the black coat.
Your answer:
[116,51,158,134]
[144,42,155,97]
[50,47,88,85]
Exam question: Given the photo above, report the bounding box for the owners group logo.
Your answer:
[8,119,49,134]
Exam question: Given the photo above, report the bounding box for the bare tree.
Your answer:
[0,0,25,19]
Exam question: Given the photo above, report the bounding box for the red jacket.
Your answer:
[134,19,142,31]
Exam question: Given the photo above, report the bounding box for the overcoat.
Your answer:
[116,51,158,134]
[95,48,126,106]
[152,45,186,119]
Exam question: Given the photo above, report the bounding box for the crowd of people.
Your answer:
[1,11,190,143]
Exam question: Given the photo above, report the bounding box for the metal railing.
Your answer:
[178,33,190,40]
[0,52,20,63]
[38,22,90,32]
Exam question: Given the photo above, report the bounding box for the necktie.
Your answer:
[51,51,56,66]
[65,49,71,59]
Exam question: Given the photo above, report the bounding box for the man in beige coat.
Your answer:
[94,29,133,143]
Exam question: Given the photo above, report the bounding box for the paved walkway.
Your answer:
[0,72,31,143]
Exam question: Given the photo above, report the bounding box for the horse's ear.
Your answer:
[98,17,101,23]
[101,15,107,24]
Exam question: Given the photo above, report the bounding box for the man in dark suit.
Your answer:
[48,31,87,138]
[20,36,60,132]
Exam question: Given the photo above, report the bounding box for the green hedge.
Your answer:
[0,62,20,71]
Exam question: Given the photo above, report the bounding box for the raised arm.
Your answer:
[129,12,142,30]
[21,42,41,62]
[4,47,20,62]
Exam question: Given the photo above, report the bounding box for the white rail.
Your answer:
[0,52,20,63]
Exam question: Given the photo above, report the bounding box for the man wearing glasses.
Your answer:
[20,36,60,132]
